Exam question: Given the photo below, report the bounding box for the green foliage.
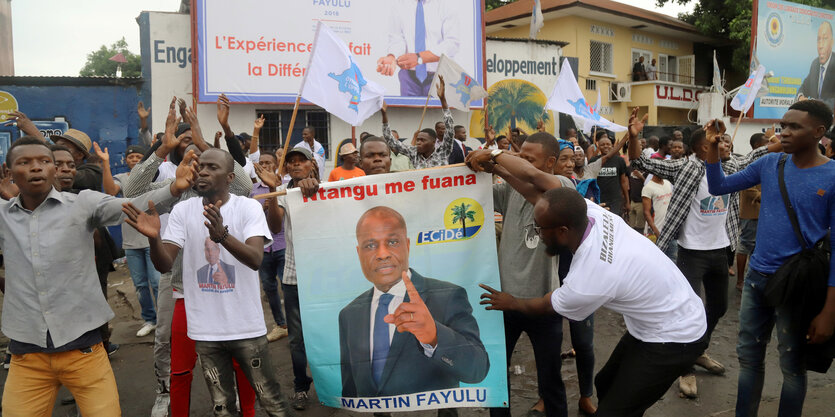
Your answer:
[658,0,835,72]
[79,37,142,78]
[451,203,476,236]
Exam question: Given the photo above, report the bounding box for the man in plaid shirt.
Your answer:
[628,123,782,398]
[383,75,455,169]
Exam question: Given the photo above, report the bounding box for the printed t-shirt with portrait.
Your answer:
[677,171,730,250]
[551,200,706,343]
[162,194,273,341]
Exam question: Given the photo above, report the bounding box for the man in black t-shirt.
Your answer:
[589,132,629,217]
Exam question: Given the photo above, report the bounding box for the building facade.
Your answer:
[487,0,718,129]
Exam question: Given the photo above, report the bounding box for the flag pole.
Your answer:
[731,112,745,142]
[276,95,302,178]
[417,93,431,132]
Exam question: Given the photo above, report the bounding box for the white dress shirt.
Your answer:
[368,271,435,361]
[386,0,464,73]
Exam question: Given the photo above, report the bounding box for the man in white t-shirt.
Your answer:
[479,186,707,417]
[641,175,672,238]
[123,148,291,416]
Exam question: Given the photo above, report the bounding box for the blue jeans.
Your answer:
[736,269,807,417]
[259,250,286,327]
[126,248,160,324]
[194,336,291,417]
[281,283,312,392]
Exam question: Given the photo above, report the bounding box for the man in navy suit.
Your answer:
[339,206,489,398]
[798,21,835,108]
[196,238,236,287]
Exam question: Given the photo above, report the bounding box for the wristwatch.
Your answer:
[416,53,424,65]
[490,149,504,163]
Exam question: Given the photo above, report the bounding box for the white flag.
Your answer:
[546,59,626,132]
[731,64,766,113]
[300,22,384,126]
[712,50,723,93]
[430,55,488,111]
[582,88,602,134]
[530,0,544,39]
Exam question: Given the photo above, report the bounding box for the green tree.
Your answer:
[79,37,142,78]
[487,81,550,132]
[657,0,835,72]
[451,203,477,237]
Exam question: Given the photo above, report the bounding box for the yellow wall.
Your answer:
[492,15,696,126]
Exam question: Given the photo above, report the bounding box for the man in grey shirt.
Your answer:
[481,132,575,417]
[0,137,194,416]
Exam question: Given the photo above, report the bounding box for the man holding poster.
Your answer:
[339,206,490,397]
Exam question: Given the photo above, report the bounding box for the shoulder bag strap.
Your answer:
[777,154,808,250]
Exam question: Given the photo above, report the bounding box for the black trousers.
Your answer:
[489,311,567,417]
[595,333,707,417]
[676,246,728,341]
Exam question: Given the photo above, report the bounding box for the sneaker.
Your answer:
[136,322,157,337]
[292,391,309,410]
[679,374,697,398]
[106,343,120,357]
[2,353,10,370]
[695,353,725,375]
[267,326,289,342]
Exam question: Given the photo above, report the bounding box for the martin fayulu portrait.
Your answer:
[338,206,490,397]
[197,237,235,287]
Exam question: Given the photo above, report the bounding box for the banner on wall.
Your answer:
[193,0,483,107]
[286,166,507,412]
[753,0,835,119]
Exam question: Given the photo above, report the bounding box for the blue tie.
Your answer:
[819,65,825,98]
[415,0,427,82]
[372,293,394,386]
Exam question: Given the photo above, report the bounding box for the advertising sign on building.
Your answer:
[469,38,562,136]
[193,0,484,107]
[654,85,707,110]
[753,0,835,119]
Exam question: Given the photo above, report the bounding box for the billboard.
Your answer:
[753,0,835,119]
[193,0,484,107]
[468,39,562,137]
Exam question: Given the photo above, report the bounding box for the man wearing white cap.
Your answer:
[328,142,366,182]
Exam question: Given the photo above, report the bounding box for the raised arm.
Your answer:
[5,111,45,141]
[93,142,120,196]
[217,93,235,140]
[138,101,152,146]
[181,101,209,152]
[250,114,264,159]
[435,75,455,160]
[254,163,282,234]
[466,149,563,205]
[381,103,414,158]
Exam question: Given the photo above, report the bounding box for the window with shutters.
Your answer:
[589,41,613,75]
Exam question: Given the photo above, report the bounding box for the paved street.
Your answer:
[0,264,832,416]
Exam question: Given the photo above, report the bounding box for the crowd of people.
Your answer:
[0,76,833,417]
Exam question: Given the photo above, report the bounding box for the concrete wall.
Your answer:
[0,0,13,76]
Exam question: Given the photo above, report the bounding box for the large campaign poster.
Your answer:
[753,0,835,119]
[286,166,507,412]
[193,0,484,107]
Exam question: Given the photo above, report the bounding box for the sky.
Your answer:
[10,0,695,76]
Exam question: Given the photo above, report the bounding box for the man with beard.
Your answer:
[469,126,708,416]
[123,147,291,417]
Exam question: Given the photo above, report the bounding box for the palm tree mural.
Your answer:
[485,81,550,132]
[450,203,477,237]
